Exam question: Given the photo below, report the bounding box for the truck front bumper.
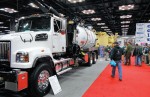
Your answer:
[0,70,28,91]
[0,70,17,82]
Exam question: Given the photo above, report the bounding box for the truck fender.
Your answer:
[32,55,56,75]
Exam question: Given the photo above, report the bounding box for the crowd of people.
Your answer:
[104,42,150,66]
[103,42,150,81]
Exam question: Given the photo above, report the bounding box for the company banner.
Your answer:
[145,23,150,43]
[135,23,150,44]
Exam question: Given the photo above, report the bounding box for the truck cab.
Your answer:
[0,14,67,69]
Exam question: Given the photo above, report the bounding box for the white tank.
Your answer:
[73,25,97,49]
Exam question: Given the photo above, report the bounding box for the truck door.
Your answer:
[52,19,66,53]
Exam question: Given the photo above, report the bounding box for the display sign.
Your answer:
[135,23,150,44]
[145,23,150,43]
[49,75,62,95]
[135,23,146,44]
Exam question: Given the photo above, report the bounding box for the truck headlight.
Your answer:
[16,52,29,62]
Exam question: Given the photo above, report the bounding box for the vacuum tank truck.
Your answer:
[0,11,98,97]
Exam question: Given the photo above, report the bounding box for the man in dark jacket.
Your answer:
[133,44,143,66]
[111,42,123,81]
[125,42,133,65]
[143,43,149,64]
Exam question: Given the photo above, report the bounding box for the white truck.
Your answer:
[0,13,98,96]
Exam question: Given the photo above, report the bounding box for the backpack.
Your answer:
[144,47,149,54]
[113,47,122,60]
[137,47,142,56]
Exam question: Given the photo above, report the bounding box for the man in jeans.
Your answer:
[125,42,133,65]
[110,42,123,81]
[133,44,143,66]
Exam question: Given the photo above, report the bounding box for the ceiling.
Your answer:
[0,0,150,35]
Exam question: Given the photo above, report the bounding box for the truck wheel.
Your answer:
[29,63,53,97]
[92,52,97,64]
[86,53,93,66]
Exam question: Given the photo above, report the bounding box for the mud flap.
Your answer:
[84,54,89,63]
[5,71,28,91]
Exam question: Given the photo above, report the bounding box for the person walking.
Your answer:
[133,44,143,66]
[125,42,133,65]
[143,43,149,64]
[105,45,110,61]
[122,44,127,64]
[110,42,123,81]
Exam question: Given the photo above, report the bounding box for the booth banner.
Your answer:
[145,23,150,43]
[135,23,150,44]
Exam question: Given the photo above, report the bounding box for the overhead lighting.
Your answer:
[15,19,18,23]
[121,25,129,27]
[101,26,108,28]
[120,15,132,19]
[0,26,8,28]
[0,8,18,13]
[97,23,105,25]
[5,30,10,31]
[104,29,110,31]
[122,28,128,30]
[121,21,130,24]
[68,0,85,3]
[23,23,29,28]
[20,17,25,19]
[122,31,128,33]
[82,9,95,14]
[0,22,3,24]
[119,4,134,11]
[122,28,129,30]
[107,31,112,33]
[122,29,128,32]
[28,3,39,9]
[91,18,101,21]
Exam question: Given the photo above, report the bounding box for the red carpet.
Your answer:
[83,57,150,97]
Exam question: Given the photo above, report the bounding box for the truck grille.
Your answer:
[0,41,10,62]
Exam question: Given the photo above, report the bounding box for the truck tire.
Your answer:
[92,52,97,64]
[86,53,93,66]
[29,63,53,97]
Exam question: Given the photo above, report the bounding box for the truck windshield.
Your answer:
[17,16,50,32]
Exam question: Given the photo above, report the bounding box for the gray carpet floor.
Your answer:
[45,58,109,97]
[0,58,109,97]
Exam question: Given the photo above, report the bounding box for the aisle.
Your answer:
[82,58,150,97]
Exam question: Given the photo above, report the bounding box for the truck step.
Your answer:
[54,58,71,64]
[57,68,72,75]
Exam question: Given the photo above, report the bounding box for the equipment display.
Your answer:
[0,7,98,97]
[75,25,97,49]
